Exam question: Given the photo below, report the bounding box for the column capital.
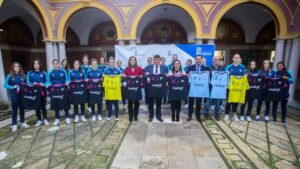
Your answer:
[194,38,203,44]
[118,40,125,45]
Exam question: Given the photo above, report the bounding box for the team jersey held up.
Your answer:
[188,71,210,98]
[123,76,142,100]
[228,76,249,104]
[168,74,189,101]
[210,71,228,99]
[87,79,103,104]
[20,83,41,110]
[103,75,122,100]
[247,73,265,99]
[144,74,167,98]
[69,81,88,104]
[48,85,69,110]
[263,78,288,101]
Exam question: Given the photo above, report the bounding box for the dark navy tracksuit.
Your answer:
[4,74,25,125]
[87,69,103,116]
[26,70,48,121]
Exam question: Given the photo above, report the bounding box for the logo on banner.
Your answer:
[196,47,202,55]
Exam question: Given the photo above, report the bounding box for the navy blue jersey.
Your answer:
[26,70,47,85]
[168,75,189,101]
[20,83,41,110]
[87,69,103,79]
[247,74,265,99]
[81,64,91,75]
[87,79,103,104]
[144,74,167,98]
[97,65,109,73]
[225,64,246,76]
[69,81,88,104]
[263,78,288,101]
[123,76,142,100]
[47,69,68,85]
[4,74,25,96]
[48,85,69,110]
[104,67,121,75]
[69,69,86,81]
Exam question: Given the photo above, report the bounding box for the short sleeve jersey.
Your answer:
[144,74,167,98]
[103,75,122,100]
[263,78,288,101]
[247,74,265,99]
[123,76,142,100]
[228,76,249,104]
[210,71,228,99]
[188,71,210,98]
[168,75,189,101]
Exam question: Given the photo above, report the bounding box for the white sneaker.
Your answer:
[88,107,92,113]
[74,116,79,123]
[233,114,240,121]
[81,116,86,122]
[264,116,269,123]
[220,105,225,111]
[98,115,103,121]
[210,105,215,110]
[115,117,119,121]
[240,116,245,121]
[92,115,96,121]
[12,125,17,132]
[66,118,71,124]
[35,120,42,127]
[123,105,127,110]
[43,119,49,126]
[107,117,111,121]
[224,114,230,121]
[255,115,260,121]
[21,122,30,128]
[53,119,60,126]
[246,116,252,122]
[184,104,188,108]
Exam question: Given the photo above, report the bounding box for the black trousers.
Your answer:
[148,97,162,120]
[171,101,181,121]
[240,99,263,116]
[36,97,47,121]
[11,95,24,125]
[55,109,69,119]
[272,99,288,122]
[128,100,139,121]
[225,102,238,114]
[91,103,102,116]
[264,101,271,116]
[107,100,119,118]
[74,104,85,116]
[188,97,202,118]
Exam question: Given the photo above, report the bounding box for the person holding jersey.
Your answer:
[168,59,188,122]
[4,62,30,132]
[69,60,87,123]
[273,62,293,124]
[124,56,143,121]
[224,53,247,121]
[258,60,276,122]
[240,61,263,121]
[47,59,70,125]
[87,58,103,121]
[117,60,127,110]
[26,59,49,126]
[104,57,122,121]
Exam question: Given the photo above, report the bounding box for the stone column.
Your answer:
[58,42,66,61]
[288,38,300,102]
[195,38,203,44]
[273,39,285,70]
[284,39,293,68]
[129,40,136,45]
[0,49,9,103]
[45,42,54,71]
[52,42,58,60]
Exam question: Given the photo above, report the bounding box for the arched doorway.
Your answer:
[62,8,118,67]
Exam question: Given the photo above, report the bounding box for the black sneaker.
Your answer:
[148,118,153,122]
[157,118,164,122]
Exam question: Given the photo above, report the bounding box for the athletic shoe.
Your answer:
[282,120,287,125]
[115,117,119,121]
[264,116,269,123]
[98,115,103,121]
[66,118,71,124]
[123,105,127,110]
[74,116,79,123]
[107,117,111,121]
[240,116,245,121]
[184,104,188,108]
[81,116,86,122]
[255,115,260,121]
[224,114,230,121]
[12,125,17,132]
[35,120,42,127]
[43,119,49,126]
[92,115,96,121]
[246,116,252,122]
[21,122,30,128]
[220,105,225,111]
[210,105,215,110]
[88,107,92,113]
[233,114,240,121]
[53,119,60,126]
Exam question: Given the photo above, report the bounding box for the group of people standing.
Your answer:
[4,52,293,132]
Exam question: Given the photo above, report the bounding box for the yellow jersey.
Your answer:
[228,76,249,104]
[103,75,122,100]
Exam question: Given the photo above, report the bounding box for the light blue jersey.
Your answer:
[210,71,228,99]
[188,71,210,98]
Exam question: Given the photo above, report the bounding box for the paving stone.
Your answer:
[139,155,168,169]
[111,154,141,169]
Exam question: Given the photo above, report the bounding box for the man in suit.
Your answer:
[144,55,168,122]
[186,55,209,122]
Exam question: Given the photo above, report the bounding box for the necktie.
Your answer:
[155,65,158,74]
[197,66,200,72]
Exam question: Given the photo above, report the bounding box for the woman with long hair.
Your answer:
[4,62,30,132]
[26,59,49,126]
[124,56,143,121]
[61,59,70,73]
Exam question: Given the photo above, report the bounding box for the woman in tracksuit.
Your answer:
[4,62,30,132]
[26,59,49,126]
[69,60,87,122]
[47,59,70,125]
[87,59,103,121]
[273,61,293,124]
